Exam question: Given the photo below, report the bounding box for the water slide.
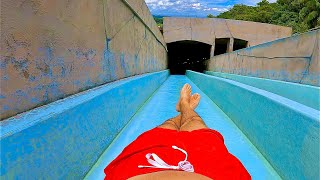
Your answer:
[1,0,319,178]
[85,74,281,179]
[1,70,319,179]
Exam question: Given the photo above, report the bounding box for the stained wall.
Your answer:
[207,30,320,86]
[163,17,292,46]
[0,0,168,120]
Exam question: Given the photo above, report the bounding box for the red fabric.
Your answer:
[104,128,251,180]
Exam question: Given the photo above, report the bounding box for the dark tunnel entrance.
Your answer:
[233,39,248,51]
[214,38,229,56]
[168,41,211,75]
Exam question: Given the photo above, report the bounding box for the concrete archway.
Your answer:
[168,40,212,74]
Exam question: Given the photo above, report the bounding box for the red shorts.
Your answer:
[104,128,251,180]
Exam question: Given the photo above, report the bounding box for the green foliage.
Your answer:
[257,0,270,7]
[153,16,163,28]
[215,0,320,33]
[207,14,215,18]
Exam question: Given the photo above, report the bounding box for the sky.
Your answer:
[145,0,276,17]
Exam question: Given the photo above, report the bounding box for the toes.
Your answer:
[191,93,200,101]
[191,94,196,100]
[184,84,192,93]
[186,84,191,90]
[181,84,192,94]
[193,93,200,100]
[189,93,200,110]
[183,84,190,90]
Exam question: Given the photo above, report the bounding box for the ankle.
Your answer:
[180,98,189,107]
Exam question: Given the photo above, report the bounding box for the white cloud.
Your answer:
[192,3,201,9]
[145,0,277,17]
[204,7,229,12]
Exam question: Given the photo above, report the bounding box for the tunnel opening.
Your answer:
[214,38,229,56]
[233,39,248,51]
[168,41,211,75]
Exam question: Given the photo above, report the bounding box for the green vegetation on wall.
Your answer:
[207,14,215,18]
[152,0,319,33]
[154,15,164,28]
[215,0,320,33]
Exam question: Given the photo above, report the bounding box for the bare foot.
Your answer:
[190,93,201,110]
[176,93,201,112]
[176,84,192,112]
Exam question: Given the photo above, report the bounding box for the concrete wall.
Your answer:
[0,70,169,179]
[207,30,320,86]
[0,0,167,120]
[187,71,320,180]
[163,17,292,46]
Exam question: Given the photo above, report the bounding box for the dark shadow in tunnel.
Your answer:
[234,39,248,51]
[214,38,229,56]
[168,40,211,75]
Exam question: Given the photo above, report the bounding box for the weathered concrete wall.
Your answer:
[207,30,320,86]
[0,0,167,120]
[163,17,292,46]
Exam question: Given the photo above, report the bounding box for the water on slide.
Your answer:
[86,75,281,179]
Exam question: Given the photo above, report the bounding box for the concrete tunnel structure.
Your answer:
[0,0,319,180]
[163,17,292,74]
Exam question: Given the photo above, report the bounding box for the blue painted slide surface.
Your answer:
[205,71,320,110]
[85,75,280,179]
[187,71,320,180]
[3,71,317,179]
[0,70,169,179]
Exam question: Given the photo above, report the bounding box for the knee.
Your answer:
[162,120,179,129]
[181,116,206,127]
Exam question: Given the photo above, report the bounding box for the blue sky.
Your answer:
[145,0,276,17]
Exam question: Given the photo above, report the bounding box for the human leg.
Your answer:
[157,84,192,131]
[178,84,208,132]
[158,83,207,131]
[158,114,181,131]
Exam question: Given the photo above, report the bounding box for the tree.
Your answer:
[297,0,320,28]
[257,0,269,7]
[207,14,215,18]
[216,0,320,33]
